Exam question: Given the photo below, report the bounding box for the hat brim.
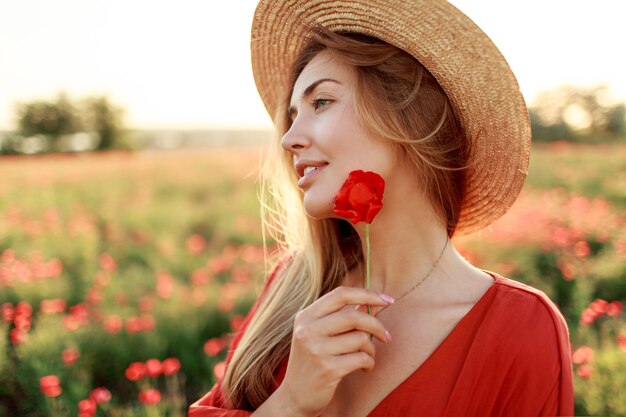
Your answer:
[251,0,531,235]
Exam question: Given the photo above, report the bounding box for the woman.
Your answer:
[190,0,574,416]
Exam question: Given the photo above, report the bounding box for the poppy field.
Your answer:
[1,142,625,416]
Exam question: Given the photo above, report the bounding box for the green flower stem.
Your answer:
[366,223,372,316]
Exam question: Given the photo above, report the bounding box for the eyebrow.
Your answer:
[288,78,342,120]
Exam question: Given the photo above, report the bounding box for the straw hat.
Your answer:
[250,0,531,235]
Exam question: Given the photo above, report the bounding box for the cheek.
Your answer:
[301,170,345,219]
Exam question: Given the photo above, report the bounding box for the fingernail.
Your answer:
[380,293,395,304]
[385,329,392,343]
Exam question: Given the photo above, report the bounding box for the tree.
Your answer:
[529,85,626,142]
[81,96,125,151]
[16,93,80,151]
[14,93,126,153]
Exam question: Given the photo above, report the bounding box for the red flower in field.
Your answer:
[162,357,181,376]
[87,288,103,305]
[78,398,97,415]
[125,316,155,333]
[333,170,385,225]
[95,271,111,287]
[580,308,598,325]
[218,298,235,313]
[103,315,123,334]
[13,315,31,331]
[62,348,80,366]
[191,268,211,286]
[204,338,225,357]
[139,315,156,332]
[138,388,161,405]
[40,299,66,314]
[145,359,162,378]
[573,240,590,258]
[1,303,14,322]
[590,299,608,314]
[156,272,174,299]
[40,375,62,397]
[576,364,593,380]
[617,335,626,352]
[47,258,63,278]
[209,256,232,275]
[556,259,575,281]
[230,315,245,332]
[15,301,33,318]
[125,316,142,334]
[99,253,117,272]
[139,295,155,313]
[572,346,594,364]
[606,301,623,317]
[63,315,81,332]
[125,362,147,381]
[70,303,89,320]
[10,328,28,345]
[89,387,112,404]
[186,234,206,255]
[213,362,226,379]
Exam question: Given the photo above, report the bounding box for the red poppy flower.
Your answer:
[145,359,162,378]
[78,398,97,415]
[333,170,385,224]
[576,364,593,380]
[204,338,225,357]
[162,357,181,376]
[125,362,146,381]
[138,388,161,405]
[62,347,80,366]
[572,345,594,365]
[103,315,123,334]
[230,315,245,332]
[186,234,206,255]
[89,387,112,404]
[606,301,623,317]
[40,375,62,397]
[10,328,28,345]
[213,361,226,379]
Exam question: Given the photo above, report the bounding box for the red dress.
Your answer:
[189,271,574,416]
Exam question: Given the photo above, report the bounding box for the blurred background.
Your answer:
[1,1,625,416]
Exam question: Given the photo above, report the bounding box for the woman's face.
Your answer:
[282,50,398,220]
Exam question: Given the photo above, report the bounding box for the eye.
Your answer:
[312,98,332,111]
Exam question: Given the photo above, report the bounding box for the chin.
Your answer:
[302,191,334,220]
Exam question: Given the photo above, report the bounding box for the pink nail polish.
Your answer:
[385,329,392,343]
[380,293,395,304]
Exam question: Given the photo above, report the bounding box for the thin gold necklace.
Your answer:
[375,238,449,316]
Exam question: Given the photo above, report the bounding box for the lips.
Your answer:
[295,159,328,178]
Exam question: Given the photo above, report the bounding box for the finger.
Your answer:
[325,331,376,358]
[313,286,394,317]
[329,351,376,375]
[313,307,389,344]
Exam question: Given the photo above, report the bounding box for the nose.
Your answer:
[281,118,311,154]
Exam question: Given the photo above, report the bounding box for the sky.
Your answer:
[0,0,625,130]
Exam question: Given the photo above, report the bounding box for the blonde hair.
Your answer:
[222,28,469,410]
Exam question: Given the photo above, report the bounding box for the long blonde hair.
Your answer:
[221,27,469,410]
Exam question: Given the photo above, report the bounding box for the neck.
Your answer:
[350,182,466,298]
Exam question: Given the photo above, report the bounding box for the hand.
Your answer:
[276,286,393,417]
